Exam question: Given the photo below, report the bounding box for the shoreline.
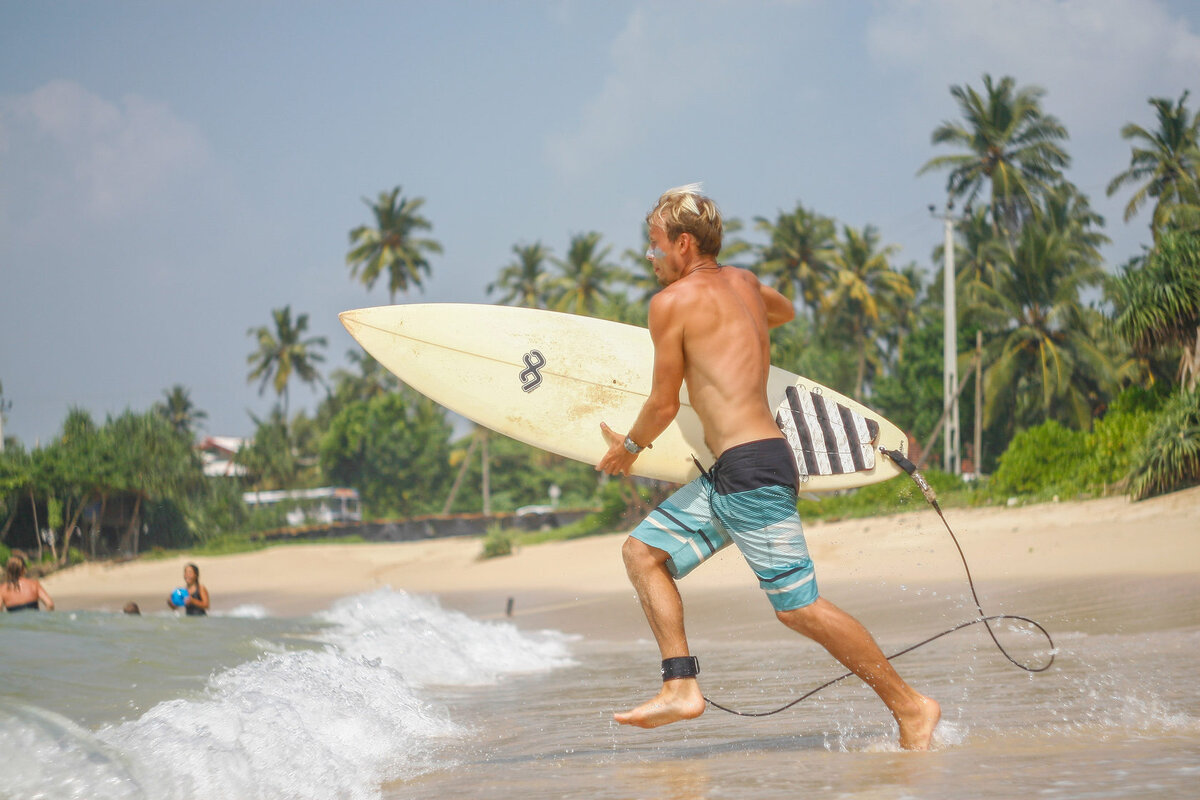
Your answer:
[41,485,1200,626]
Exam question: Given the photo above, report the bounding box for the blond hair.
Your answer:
[646,183,723,257]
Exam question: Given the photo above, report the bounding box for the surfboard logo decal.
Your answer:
[519,350,546,392]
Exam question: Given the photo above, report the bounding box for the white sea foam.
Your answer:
[1,589,575,799]
[98,648,459,799]
[218,603,270,618]
[0,704,144,800]
[316,588,577,686]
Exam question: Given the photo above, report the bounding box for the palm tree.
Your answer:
[1037,182,1109,261]
[487,241,553,308]
[1106,91,1200,238]
[618,223,660,306]
[946,205,1004,290]
[330,350,399,402]
[346,186,442,300]
[1108,229,1200,391]
[0,379,10,453]
[969,219,1112,431]
[246,306,328,420]
[823,225,913,397]
[548,232,621,317]
[919,74,1070,236]
[155,385,207,438]
[753,203,837,316]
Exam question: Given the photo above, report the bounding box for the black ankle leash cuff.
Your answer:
[661,656,700,681]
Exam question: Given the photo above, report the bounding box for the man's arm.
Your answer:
[597,294,685,476]
[759,280,795,329]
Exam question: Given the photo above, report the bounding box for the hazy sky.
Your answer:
[2,0,1198,446]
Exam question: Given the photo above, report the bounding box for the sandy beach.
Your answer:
[45,484,1200,629]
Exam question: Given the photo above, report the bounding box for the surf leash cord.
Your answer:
[704,446,1055,718]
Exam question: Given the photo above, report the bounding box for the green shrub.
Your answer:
[991,420,1088,497]
[1076,404,1156,491]
[1128,388,1200,500]
[480,524,514,559]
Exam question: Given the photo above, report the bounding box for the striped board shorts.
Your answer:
[630,437,819,612]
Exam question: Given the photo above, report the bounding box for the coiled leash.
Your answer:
[701,447,1055,717]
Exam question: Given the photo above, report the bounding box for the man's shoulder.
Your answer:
[721,265,760,284]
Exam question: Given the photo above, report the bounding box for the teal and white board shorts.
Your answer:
[630,437,819,612]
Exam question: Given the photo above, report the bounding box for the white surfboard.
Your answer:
[339,303,908,490]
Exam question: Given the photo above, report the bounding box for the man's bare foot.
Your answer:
[614,680,706,728]
[896,694,940,751]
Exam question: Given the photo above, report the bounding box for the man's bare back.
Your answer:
[654,265,789,457]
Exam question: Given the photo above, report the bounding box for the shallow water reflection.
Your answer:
[394,575,1200,800]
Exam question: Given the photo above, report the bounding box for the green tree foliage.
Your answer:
[1127,388,1200,500]
[991,420,1089,497]
[768,316,856,397]
[1075,387,1161,491]
[11,410,205,558]
[0,445,31,544]
[717,217,754,267]
[919,73,1070,236]
[236,406,307,491]
[320,388,454,517]
[320,350,401,418]
[969,202,1113,432]
[346,185,442,300]
[824,224,913,397]
[444,433,600,514]
[487,241,554,308]
[106,410,203,555]
[1109,229,1200,390]
[39,408,116,563]
[1107,91,1200,237]
[548,231,622,316]
[246,306,328,420]
[480,523,514,559]
[754,203,836,316]
[619,222,660,308]
[155,385,207,438]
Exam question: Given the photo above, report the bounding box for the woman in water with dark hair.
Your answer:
[1,555,55,612]
[167,562,209,616]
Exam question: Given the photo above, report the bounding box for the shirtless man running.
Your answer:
[597,184,940,750]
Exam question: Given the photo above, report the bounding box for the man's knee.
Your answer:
[775,598,826,638]
[622,536,669,574]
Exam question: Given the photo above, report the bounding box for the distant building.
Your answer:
[243,487,362,526]
[197,435,249,477]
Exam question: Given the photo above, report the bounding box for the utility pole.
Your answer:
[931,204,961,475]
[975,330,983,477]
[480,428,491,515]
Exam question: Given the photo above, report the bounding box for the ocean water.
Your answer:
[2,577,1198,800]
[0,590,573,799]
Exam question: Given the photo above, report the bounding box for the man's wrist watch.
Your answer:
[624,435,650,454]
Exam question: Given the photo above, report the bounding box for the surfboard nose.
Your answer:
[339,306,390,340]
[338,308,362,334]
